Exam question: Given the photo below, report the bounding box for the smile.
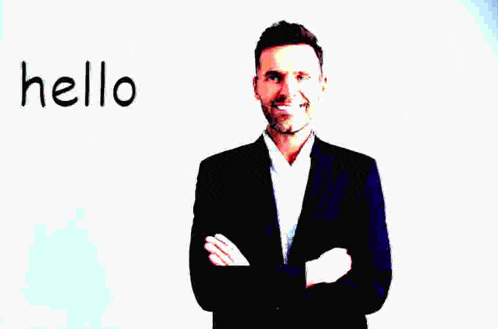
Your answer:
[272,104,306,111]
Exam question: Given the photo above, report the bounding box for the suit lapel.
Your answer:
[287,137,331,264]
[250,136,285,265]
[248,135,333,266]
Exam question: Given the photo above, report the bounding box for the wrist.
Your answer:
[305,259,318,288]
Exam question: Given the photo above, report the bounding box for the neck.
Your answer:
[266,124,313,165]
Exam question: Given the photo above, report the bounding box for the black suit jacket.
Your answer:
[189,135,392,329]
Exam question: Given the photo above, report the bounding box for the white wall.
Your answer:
[0,0,497,328]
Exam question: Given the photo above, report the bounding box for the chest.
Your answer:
[212,164,364,265]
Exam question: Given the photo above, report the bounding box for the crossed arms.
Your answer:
[189,155,391,314]
[205,233,352,288]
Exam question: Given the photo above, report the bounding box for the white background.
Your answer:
[0,0,497,328]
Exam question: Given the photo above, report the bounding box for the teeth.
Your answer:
[275,104,302,110]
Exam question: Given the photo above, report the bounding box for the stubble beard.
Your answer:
[262,103,311,135]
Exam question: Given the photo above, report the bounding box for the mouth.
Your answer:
[272,103,307,112]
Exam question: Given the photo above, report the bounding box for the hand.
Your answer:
[204,234,250,266]
[306,248,352,288]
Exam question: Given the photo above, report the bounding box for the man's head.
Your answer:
[254,21,324,75]
[253,21,326,135]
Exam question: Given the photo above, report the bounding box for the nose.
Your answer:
[279,77,299,100]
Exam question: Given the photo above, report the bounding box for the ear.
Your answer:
[253,76,260,100]
[317,76,327,101]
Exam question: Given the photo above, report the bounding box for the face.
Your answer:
[253,44,326,135]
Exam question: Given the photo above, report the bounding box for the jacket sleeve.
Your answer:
[189,160,307,312]
[304,159,392,315]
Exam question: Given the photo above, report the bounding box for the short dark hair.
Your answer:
[255,20,323,74]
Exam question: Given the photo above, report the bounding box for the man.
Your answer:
[189,21,392,329]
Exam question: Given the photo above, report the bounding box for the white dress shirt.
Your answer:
[262,130,315,264]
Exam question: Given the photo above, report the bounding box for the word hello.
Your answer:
[21,61,136,107]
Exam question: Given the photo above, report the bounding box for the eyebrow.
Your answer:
[264,70,282,78]
[264,70,311,77]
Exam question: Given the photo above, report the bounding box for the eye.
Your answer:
[297,75,309,81]
[267,75,280,82]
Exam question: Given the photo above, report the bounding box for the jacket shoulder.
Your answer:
[314,138,376,166]
[202,141,257,162]
[198,141,262,173]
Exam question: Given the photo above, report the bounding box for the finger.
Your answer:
[306,281,316,289]
[346,254,352,269]
[207,236,234,257]
[204,241,227,259]
[207,235,248,265]
[206,235,230,249]
[205,236,230,256]
[205,242,233,264]
[208,253,226,266]
[214,234,235,249]
[337,254,352,279]
[206,245,231,265]
[339,252,352,268]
